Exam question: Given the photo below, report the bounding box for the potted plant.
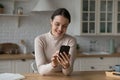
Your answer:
[0,3,4,14]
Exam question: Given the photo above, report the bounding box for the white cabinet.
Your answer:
[0,60,14,73]
[115,0,120,35]
[13,59,34,74]
[80,0,120,36]
[73,57,119,71]
[0,59,34,73]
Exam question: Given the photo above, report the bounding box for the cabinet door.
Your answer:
[0,60,13,73]
[79,57,118,71]
[13,59,34,74]
[116,0,120,34]
[98,0,114,35]
[73,58,81,71]
[81,0,115,35]
[81,0,96,35]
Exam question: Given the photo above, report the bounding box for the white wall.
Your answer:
[0,0,79,53]
[0,0,120,54]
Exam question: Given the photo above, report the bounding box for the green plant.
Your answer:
[0,4,4,8]
[76,44,80,50]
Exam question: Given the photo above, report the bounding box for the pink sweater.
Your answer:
[34,32,76,76]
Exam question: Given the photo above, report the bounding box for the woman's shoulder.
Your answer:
[35,33,49,41]
[64,34,76,41]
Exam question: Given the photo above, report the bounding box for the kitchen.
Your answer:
[0,0,120,79]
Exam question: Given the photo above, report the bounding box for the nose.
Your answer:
[58,26,62,31]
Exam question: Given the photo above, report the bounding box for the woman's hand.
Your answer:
[57,52,70,69]
[51,51,59,68]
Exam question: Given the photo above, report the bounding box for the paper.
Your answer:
[0,73,25,80]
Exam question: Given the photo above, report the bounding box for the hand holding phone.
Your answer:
[59,45,70,55]
[58,45,70,69]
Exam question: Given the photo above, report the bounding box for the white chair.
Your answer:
[31,61,38,73]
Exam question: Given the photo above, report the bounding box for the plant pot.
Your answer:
[0,8,4,14]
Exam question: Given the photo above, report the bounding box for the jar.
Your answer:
[108,39,115,54]
[17,7,23,15]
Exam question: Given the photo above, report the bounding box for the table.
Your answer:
[23,71,120,80]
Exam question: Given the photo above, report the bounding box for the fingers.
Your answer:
[57,52,70,69]
[51,51,59,68]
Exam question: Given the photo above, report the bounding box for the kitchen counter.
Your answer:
[23,71,119,80]
[0,53,34,60]
[1,53,120,60]
[77,53,120,57]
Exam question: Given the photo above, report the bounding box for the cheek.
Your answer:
[63,27,67,32]
[52,25,57,32]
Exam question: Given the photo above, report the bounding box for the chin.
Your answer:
[55,34,62,37]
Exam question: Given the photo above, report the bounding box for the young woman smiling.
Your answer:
[34,8,76,76]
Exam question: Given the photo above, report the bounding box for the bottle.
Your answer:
[108,39,115,54]
[20,40,27,54]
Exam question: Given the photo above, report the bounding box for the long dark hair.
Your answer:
[51,8,71,23]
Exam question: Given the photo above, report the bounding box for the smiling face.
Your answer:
[50,15,69,37]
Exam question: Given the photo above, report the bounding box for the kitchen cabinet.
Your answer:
[0,60,14,73]
[73,57,119,71]
[0,0,29,27]
[0,59,34,73]
[80,0,120,36]
[81,0,96,35]
[116,0,120,35]
[13,59,34,74]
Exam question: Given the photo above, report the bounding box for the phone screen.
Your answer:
[59,45,70,55]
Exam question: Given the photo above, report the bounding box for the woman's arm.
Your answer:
[34,37,55,76]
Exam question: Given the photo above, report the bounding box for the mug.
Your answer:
[113,65,120,72]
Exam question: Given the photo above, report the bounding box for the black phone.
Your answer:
[59,45,70,55]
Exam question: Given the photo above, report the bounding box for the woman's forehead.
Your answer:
[53,15,69,24]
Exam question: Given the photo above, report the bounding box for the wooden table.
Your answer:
[23,71,120,80]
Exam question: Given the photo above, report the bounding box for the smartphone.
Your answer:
[59,45,70,56]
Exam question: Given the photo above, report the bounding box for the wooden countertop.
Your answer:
[23,71,120,80]
[77,53,120,57]
[0,53,120,60]
[0,53,34,60]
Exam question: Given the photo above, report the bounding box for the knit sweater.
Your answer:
[34,31,76,76]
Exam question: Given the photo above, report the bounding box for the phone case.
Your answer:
[59,45,70,55]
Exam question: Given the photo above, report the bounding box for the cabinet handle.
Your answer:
[91,66,95,69]
[109,66,113,69]
[21,59,26,61]
[99,57,104,60]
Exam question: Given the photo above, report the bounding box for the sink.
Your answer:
[82,51,110,55]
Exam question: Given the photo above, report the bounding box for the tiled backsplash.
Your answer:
[75,36,120,53]
[0,0,120,54]
[0,13,51,53]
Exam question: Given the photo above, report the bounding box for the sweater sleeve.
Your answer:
[62,37,77,76]
[34,36,54,76]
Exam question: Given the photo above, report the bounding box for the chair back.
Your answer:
[31,61,38,73]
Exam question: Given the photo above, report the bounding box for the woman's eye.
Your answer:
[55,23,59,26]
[63,25,67,28]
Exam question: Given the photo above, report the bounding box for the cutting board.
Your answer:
[105,71,120,78]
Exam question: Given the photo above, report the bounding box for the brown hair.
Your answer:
[51,8,71,23]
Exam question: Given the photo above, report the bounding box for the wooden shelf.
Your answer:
[0,14,28,16]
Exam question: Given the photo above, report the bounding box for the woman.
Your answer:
[34,8,76,76]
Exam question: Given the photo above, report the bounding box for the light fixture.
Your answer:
[32,0,56,12]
